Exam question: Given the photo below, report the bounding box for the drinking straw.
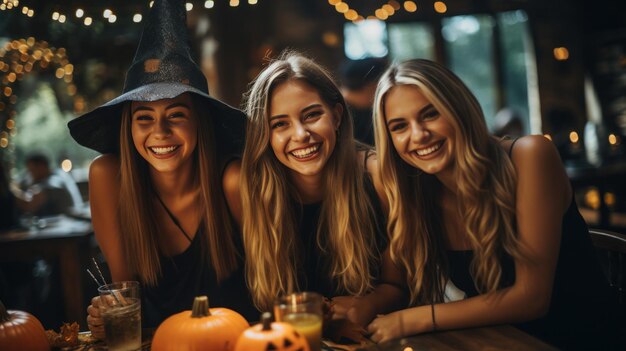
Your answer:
[87,262,123,306]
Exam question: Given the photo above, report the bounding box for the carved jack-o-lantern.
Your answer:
[234,312,310,351]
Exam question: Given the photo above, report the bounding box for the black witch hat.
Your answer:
[68,0,244,155]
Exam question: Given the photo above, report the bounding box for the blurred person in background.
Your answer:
[12,153,80,217]
[338,58,388,146]
[0,161,18,230]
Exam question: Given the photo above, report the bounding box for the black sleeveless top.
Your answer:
[294,174,387,297]
[446,140,623,349]
[141,231,258,327]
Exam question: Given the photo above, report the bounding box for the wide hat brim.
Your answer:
[68,82,246,156]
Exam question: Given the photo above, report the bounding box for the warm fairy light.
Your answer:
[3,87,12,97]
[328,0,340,5]
[21,6,27,14]
[322,31,340,47]
[67,84,77,96]
[249,0,258,4]
[52,11,59,20]
[335,2,349,13]
[584,188,600,209]
[149,1,154,8]
[84,17,92,26]
[59,14,66,23]
[133,14,142,22]
[605,192,616,207]
[404,1,417,12]
[553,47,569,61]
[204,0,214,8]
[344,9,358,21]
[403,347,414,351]
[185,2,193,11]
[75,8,84,18]
[569,131,579,143]
[543,134,552,141]
[27,8,32,16]
[103,9,112,18]
[389,0,401,11]
[382,4,395,15]
[230,0,240,7]
[608,134,617,145]
[375,8,389,20]
[0,138,8,148]
[55,68,65,79]
[109,14,117,23]
[434,1,447,13]
[7,72,16,82]
[6,119,14,129]
[61,159,73,173]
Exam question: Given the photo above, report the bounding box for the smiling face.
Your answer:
[130,93,198,174]
[268,79,342,183]
[384,84,455,177]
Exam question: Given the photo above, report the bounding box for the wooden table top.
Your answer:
[325,325,557,351]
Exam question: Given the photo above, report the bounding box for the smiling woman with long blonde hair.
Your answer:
[223,52,405,323]
[367,59,622,349]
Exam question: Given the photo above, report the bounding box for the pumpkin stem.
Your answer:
[0,300,10,322]
[261,312,273,331]
[191,296,211,318]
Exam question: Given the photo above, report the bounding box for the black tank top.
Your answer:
[295,174,387,297]
[141,230,258,327]
[445,139,623,349]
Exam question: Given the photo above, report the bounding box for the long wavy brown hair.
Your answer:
[373,59,524,305]
[118,93,239,286]
[241,52,379,311]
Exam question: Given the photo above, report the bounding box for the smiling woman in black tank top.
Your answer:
[223,52,407,328]
[366,59,622,349]
[69,0,255,337]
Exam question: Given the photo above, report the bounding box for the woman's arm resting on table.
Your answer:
[368,136,571,342]
[333,248,408,327]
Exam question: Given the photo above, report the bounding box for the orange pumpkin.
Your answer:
[151,296,249,351]
[234,312,310,351]
[0,300,50,351]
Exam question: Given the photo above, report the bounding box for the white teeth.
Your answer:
[290,144,320,159]
[150,146,178,154]
[416,142,442,156]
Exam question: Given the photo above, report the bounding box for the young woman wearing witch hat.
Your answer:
[68,0,256,336]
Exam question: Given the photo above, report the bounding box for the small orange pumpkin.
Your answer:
[234,312,310,351]
[0,300,50,351]
[151,296,249,351]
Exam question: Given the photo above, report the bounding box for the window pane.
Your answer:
[344,19,388,60]
[443,15,497,126]
[388,22,435,61]
[497,10,531,135]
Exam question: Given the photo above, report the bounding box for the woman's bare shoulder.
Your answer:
[89,154,120,179]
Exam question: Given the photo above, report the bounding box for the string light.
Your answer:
[327,1,418,22]
[3,1,262,28]
[0,38,76,152]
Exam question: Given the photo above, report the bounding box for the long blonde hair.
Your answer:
[118,94,239,286]
[241,52,378,310]
[373,59,523,304]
